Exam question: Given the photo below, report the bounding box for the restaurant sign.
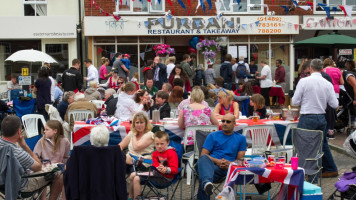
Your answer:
[339,49,352,55]
[303,16,356,30]
[84,16,299,36]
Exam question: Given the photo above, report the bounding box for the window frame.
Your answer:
[220,0,264,14]
[116,0,165,14]
[313,0,356,14]
[23,0,48,16]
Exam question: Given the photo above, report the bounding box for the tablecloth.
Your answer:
[72,119,297,147]
[252,86,285,105]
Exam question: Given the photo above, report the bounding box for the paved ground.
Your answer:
[139,130,356,200]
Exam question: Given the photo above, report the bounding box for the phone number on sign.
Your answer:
[258,23,281,28]
[258,29,282,33]
[257,16,282,22]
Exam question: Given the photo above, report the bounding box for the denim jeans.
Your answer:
[298,114,338,172]
[223,83,232,90]
[197,155,227,200]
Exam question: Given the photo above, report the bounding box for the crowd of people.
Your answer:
[1,51,352,199]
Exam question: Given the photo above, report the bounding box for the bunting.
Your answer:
[339,5,353,17]
[165,0,174,15]
[92,0,122,21]
[280,5,289,13]
[322,6,331,19]
[306,2,313,10]
[207,0,212,13]
[177,0,187,14]
[299,6,311,11]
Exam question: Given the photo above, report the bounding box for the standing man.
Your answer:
[233,56,250,87]
[220,54,233,90]
[153,56,167,90]
[62,59,83,92]
[113,52,129,82]
[275,59,286,91]
[249,59,258,75]
[256,60,273,106]
[292,58,339,178]
[181,54,193,87]
[196,113,246,200]
[83,59,99,87]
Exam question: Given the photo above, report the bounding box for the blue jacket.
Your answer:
[220,62,233,83]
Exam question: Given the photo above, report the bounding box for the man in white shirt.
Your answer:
[292,58,339,178]
[84,59,99,87]
[256,60,273,106]
[7,75,22,90]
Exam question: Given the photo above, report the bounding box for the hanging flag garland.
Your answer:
[177,0,187,14]
[306,2,314,10]
[280,5,289,13]
[206,0,212,13]
[91,0,121,21]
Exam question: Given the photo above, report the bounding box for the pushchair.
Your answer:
[327,131,356,200]
[335,88,355,135]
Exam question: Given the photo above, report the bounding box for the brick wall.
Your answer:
[85,0,313,16]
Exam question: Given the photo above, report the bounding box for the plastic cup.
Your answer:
[291,157,298,170]
[252,116,259,122]
[278,156,286,164]
[268,155,275,163]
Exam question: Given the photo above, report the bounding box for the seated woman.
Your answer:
[168,86,183,109]
[84,81,102,101]
[90,125,110,147]
[178,87,218,149]
[134,90,154,117]
[119,112,155,172]
[57,91,75,120]
[213,89,240,119]
[115,82,147,121]
[99,69,123,90]
[248,94,267,119]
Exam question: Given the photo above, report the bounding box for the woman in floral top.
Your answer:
[178,87,219,151]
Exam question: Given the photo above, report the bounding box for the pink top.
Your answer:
[323,67,342,94]
[34,137,70,164]
[99,64,108,80]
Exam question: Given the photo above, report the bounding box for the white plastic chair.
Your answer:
[282,123,298,162]
[183,125,219,185]
[242,125,275,155]
[90,100,106,109]
[67,110,94,123]
[22,114,46,138]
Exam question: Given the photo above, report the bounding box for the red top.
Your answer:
[109,77,120,89]
[219,101,237,115]
[168,75,191,92]
[152,148,178,179]
[275,66,286,83]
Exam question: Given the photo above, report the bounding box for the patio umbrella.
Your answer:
[294,32,356,47]
[5,49,57,63]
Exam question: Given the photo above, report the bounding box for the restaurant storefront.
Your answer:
[84,15,299,91]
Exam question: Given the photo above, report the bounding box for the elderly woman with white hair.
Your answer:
[119,112,154,172]
[84,81,101,100]
[90,125,110,147]
[102,88,118,116]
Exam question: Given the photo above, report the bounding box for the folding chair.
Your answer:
[189,129,225,200]
[89,100,106,109]
[281,122,298,162]
[8,89,26,101]
[182,125,219,186]
[13,99,36,120]
[292,128,324,186]
[21,114,46,138]
[136,140,184,200]
[0,145,58,200]
[241,125,275,155]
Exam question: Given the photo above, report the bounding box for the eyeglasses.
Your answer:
[221,120,232,124]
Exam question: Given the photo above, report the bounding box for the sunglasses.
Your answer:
[221,120,232,124]
[118,82,124,84]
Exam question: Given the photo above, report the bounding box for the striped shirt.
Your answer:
[0,138,35,189]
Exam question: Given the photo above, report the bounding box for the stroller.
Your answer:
[335,88,355,135]
[327,131,356,200]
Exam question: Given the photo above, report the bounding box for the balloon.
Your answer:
[189,40,195,49]
[189,36,200,50]
[188,47,197,53]
[192,36,199,44]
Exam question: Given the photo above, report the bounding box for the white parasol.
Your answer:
[5,49,57,63]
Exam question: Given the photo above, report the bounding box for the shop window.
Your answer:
[24,0,47,16]
[95,37,116,43]
[220,0,263,13]
[117,0,165,13]
[45,44,68,74]
[94,45,115,72]
[315,0,356,12]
